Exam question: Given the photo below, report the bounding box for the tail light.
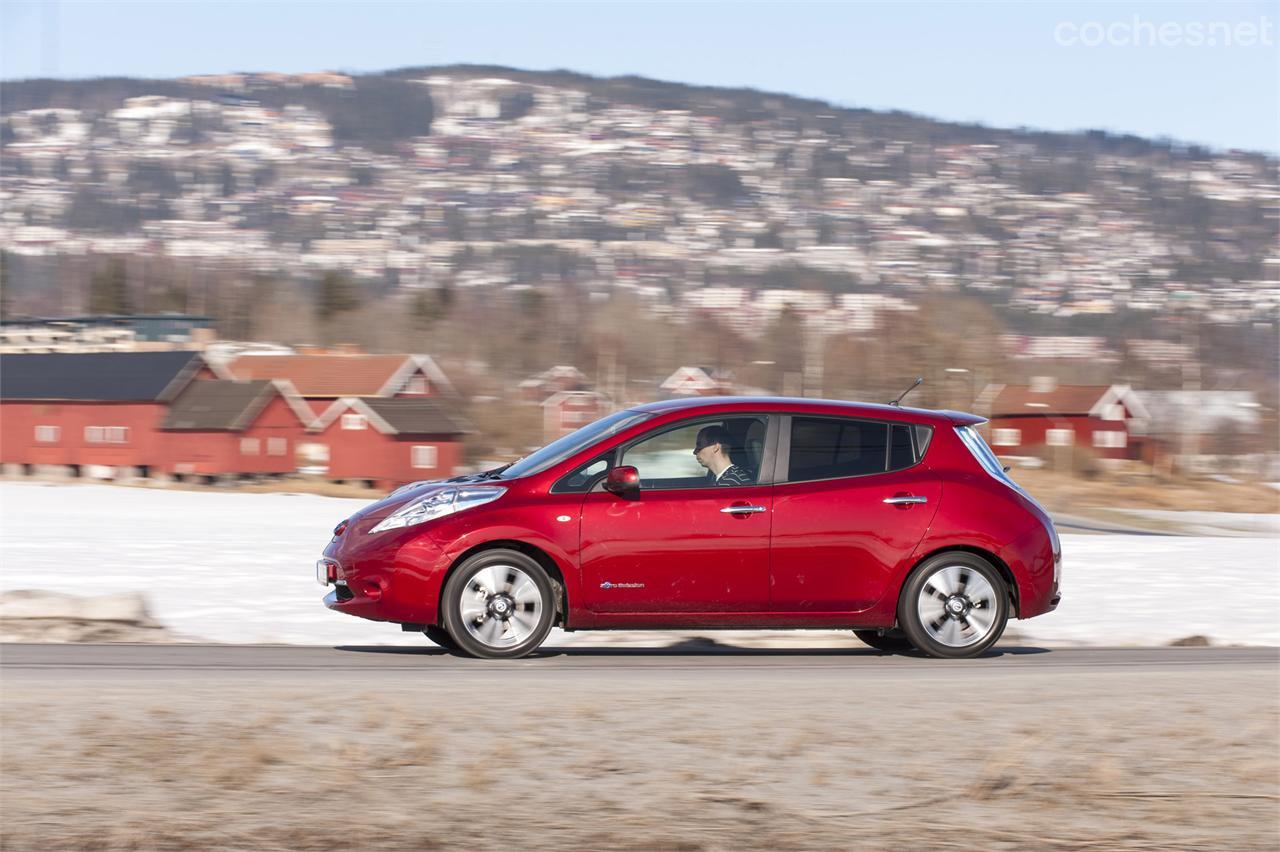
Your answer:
[333,519,349,537]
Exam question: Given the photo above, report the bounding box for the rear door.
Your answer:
[769,416,939,612]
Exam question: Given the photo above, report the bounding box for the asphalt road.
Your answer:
[3,642,1275,679]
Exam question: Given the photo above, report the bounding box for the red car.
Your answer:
[317,397,1061,659]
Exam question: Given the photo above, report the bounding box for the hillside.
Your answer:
[1,65,1276,394]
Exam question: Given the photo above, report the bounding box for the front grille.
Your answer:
[334,584,354,602]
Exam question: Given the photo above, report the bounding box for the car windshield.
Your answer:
[499,410,654,479]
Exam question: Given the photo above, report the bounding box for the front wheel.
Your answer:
[898,553,1009,659]
[441,549,555,659]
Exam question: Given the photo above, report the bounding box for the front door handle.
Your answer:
[720,505,767,514]
[883,495,928,505]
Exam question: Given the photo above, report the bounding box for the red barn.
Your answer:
[976,381,1150,460]
[542,390,611,440]
[225,353,455,416]
[161,379,316,481]
[0,351,219,479]
[308,397,474,488]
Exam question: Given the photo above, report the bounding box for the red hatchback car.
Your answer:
[317,397,1061,659]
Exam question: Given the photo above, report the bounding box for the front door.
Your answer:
[578,415,774,613]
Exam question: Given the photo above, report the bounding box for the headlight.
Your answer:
[368,486,505,534]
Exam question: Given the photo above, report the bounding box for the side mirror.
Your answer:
[603,465,640,497]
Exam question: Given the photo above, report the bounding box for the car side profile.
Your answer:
[316,396,1061,659]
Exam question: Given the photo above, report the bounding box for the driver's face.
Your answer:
[693,441,714,469]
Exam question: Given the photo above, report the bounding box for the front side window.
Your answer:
[788,417,888,482]
[622,416,766,489]
[553,455,610,493]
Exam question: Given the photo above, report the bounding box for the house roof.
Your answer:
[227,354,408,397]
[164,380,276,431]
[978,383,1145,418]
[314,396,475,436]
[0,351,206,402]
[226,354,456,399]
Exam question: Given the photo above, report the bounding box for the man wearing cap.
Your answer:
[693,425,753,486]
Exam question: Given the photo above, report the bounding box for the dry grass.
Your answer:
[1,667,1276,851]
[1012,466,1280,515]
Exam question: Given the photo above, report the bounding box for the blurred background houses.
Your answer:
[0,66,1276,489]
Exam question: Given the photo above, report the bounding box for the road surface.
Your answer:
[3,644,1277,851]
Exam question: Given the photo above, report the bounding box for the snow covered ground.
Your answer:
[1,481,1277,647]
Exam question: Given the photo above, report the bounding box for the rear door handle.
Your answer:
[883,495,927,505]
[720,505,767,514]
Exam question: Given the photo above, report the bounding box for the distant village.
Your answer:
[0,70,1275,486]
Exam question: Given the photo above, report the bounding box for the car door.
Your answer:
[578,414,775,614]
[769,416,940,613]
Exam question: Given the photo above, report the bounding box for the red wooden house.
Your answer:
[975,381,1150,460]
[225,353,455,415]
[542,390,611,441]
[308,397,474,488]
[0,351,222,479]
[161,379,316,481]
[226,353,467,482]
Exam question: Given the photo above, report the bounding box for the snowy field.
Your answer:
[1,481,1277,647]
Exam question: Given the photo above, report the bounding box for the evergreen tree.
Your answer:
[318,270,358,321]
[89,258,131,315]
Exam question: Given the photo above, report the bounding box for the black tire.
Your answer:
[853,628,915,653]
[422,624,458,651]
[441,549,555,659]
[898,552,1009,659]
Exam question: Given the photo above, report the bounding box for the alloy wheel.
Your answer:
[916,563,999,649]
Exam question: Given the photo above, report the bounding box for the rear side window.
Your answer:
[788,417,888,482]
[890,424,915,471]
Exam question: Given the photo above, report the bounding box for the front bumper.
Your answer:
[316,526,451,625]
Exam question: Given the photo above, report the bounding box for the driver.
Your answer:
[693,425,752,486]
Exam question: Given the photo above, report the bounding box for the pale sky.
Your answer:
[2,1,1277,152]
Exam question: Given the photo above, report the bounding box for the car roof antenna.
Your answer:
[889,377,924,407]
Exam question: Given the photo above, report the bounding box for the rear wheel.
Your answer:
[899,552,1008,659]
[441,549,555,659]
[853,628,915,653]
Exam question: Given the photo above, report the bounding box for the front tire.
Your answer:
[898,552,1008,659]
[441,549,555,659]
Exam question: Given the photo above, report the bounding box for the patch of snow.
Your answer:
[1,482,1277,647]
[1108,509,1280,537]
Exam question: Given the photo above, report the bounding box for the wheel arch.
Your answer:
[902,544,1020,618]
[438,539,569,626]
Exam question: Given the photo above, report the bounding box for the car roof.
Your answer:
[627,396,984,426]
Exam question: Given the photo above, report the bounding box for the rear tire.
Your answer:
[853,628,915,653]
[442,549,554,659]
[898,552,1008,659]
